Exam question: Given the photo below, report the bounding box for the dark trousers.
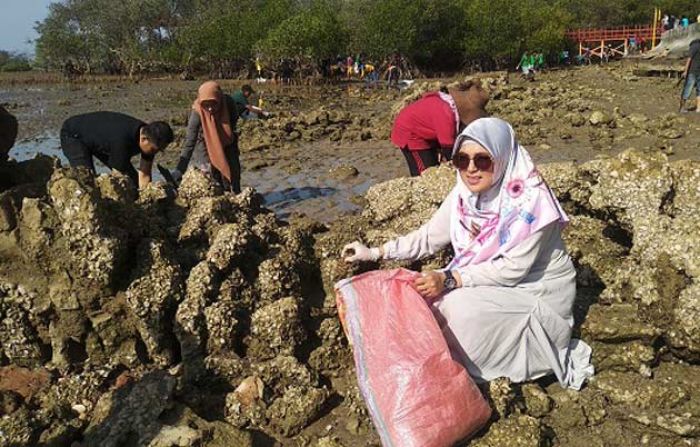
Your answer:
[400,147,440,177]
[212,137,241,194]
[60,128,109,173]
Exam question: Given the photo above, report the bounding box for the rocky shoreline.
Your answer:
[0,145,698,446]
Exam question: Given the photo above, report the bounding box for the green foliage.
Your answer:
[256,3,347,61]
[174,0,296,69]
[349,0,423,59]
[337,0,470,71]
[413,0,468,69]
[36,0,192,73]
[462,0,572,65]
[35,2,95,71]
[0,51,32,72]
[32,0,700,75]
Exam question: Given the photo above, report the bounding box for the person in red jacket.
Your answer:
[391,80,489,176]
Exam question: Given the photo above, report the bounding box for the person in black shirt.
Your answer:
[60,112,174,188]
[680,39,700,113]
[0,105,18,162]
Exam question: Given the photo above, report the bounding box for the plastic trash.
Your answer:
[336,268,491,447]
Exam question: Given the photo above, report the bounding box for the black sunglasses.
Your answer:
[452,153,493,171]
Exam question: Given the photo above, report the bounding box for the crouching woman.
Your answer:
[344,117,594,389]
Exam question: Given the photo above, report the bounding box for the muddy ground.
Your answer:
[0,60,699,447]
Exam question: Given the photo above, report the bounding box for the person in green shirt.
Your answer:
[535,52,545,70]
[517,52,529,73]
[517,52,535,80]
[231,84,269,119]
[528,53,537,71]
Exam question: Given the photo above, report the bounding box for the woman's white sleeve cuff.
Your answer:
[381,241,395,260]
[457,269,474,288]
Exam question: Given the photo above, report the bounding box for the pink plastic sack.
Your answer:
[335,268,491,447]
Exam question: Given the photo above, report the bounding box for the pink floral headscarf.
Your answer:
[447,117,568,269]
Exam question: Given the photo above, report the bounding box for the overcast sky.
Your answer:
[0,0,55,55]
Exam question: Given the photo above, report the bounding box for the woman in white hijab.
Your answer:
[344,117,594,389]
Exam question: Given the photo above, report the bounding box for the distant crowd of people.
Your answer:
[254,53,413,86]
[662,14,699,31]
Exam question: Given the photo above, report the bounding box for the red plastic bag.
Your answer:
[336,268,491,447]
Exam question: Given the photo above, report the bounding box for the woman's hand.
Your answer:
[342,241,381,263]
[414,271,446,300]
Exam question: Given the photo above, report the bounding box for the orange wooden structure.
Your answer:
[565,25,665,59]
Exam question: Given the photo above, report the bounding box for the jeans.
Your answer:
[682,72,700,100]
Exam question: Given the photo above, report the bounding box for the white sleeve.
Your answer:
[381,193,453,261]
[455,223,554,287]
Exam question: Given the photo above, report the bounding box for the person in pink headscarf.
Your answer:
[174,81,244,193]
[343,117,594,390]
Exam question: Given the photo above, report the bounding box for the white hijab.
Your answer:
[447,118,568,269]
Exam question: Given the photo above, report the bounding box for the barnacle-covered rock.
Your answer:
[562,215,629,288]
[224,355,327,438]
[0,406,36,445]
[538,160,596,212]
[224,386,268,430]
[253,355,319,396]
[667,160,700,218]
[81,370,177,447]
[308,317,350,376]
[362,164,452,231]
[247,297,306,360]
[266,385,328,437]
[0,283,44,367]
[206,223,252,272]
[96,172,137,204]
[667,282,700,360]
[590,340,656,375]
[125,239,184,366]
[47,169,127,296]
[177,168,222,206]
[581,303,660,343]
[256,251,302,305]
[175,261,219,361]
[218,268,257,309]
[587,149,671,227]
[17,197,58,263]
[471,414,542,447]
[178,196,235,245]
[251,211,282,246]
[486,377,515,419]
[204,300,239,355]
[521,383,552,418]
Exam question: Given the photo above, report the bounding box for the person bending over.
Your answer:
[231,84,269,119]
[60,111,173,188]
[345,117,594,389]
[0,105,18,162]
[391,80,489,177]
[174,81,242,193]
